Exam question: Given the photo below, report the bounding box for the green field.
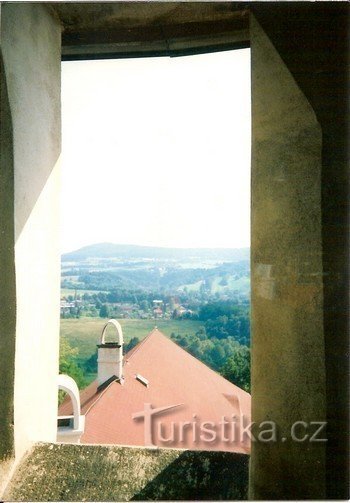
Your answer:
[211,276,250,294]
[61,288,108,297]
[178,280,204,292]
[179,275,250,295]
[60,317,203,362]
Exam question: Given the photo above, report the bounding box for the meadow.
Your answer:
[61,288,108,296]
[60,317,203,362]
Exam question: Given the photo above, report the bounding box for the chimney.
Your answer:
[97,319,124,386]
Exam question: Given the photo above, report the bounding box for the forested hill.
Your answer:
[62,243,250,263]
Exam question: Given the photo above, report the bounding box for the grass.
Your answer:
[228,276,250,292]
[179,275,250,295]
[211,276,250,294]
[60,317,203,363]
[61,288,108,297]
[178,280,204,292]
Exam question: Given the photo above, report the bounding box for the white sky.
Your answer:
[61,49,251,253]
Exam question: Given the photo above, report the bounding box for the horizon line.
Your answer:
[62,241,251,255]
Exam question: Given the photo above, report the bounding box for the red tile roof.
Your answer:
[59,328,251,453]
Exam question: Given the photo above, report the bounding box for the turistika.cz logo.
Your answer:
[132,402,327,447]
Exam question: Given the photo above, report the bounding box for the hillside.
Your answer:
[62,242,250,263]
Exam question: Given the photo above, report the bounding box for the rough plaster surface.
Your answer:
[54,3,249,60]
[5,443,249,501]
[0,41,16,462]
[0,458,15,499]
[250,5,349,498]
[249,15,326,499]
[0,3,62,461]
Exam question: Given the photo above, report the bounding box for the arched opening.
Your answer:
[57,374,85,443]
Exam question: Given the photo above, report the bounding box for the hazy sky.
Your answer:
[61,49,251,253]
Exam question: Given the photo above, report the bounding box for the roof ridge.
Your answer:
[83,327,249,418]
[124,327,159,362]
[124,327,249,395]
[144,329,251,397]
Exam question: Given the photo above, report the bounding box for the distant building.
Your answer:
[152,299,164,318]
[60,300,75,315]
[173,305,193,319]
[153,308,163,318]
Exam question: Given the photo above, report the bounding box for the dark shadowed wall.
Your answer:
[250,3,349,499]
[0,45,16,472]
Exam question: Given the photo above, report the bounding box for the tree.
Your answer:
[219,276,228,286]
[99,304,110,318]
[210,344,226,367]
[84,352,97,374]
[139,300,149,311]
[125,337,140,353]
[220,345,251,392]
[60,337,78,368]
[59,338,87,404]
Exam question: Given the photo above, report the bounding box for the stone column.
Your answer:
[249,15,326,499]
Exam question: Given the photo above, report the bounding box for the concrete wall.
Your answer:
[5,443,249,501]
[250,15,325,499]
[250,4,349,499]
[0,19,16,479]
[0,3,62,469]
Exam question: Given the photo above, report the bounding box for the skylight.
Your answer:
[135,374,149,387]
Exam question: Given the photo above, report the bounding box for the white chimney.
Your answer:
[97,319,124,386]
